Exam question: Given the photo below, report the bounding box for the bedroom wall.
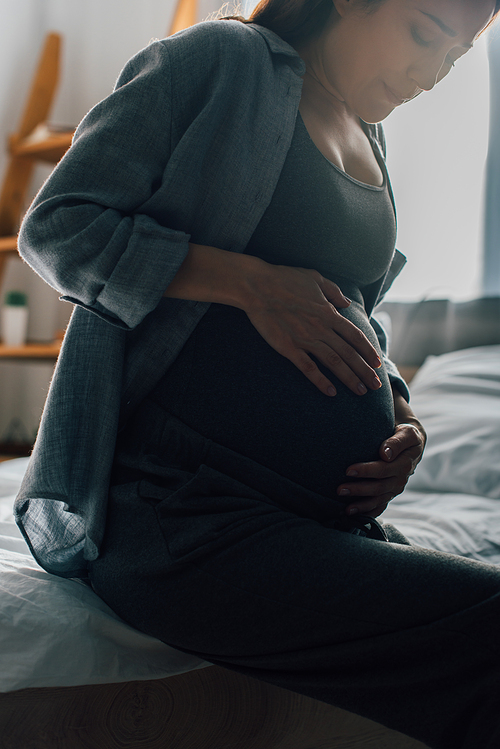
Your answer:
[0,0,220,445]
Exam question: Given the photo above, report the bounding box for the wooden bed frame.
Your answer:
[0,664,429,748]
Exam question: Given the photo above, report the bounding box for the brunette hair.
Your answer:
[246,0,382,44]
[224,0,500,47]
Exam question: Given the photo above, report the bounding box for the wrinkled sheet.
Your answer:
[1,345,499,692]
[0,459,209,693]
[384,345,500,564]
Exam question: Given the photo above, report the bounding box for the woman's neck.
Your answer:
[300,68,356,127]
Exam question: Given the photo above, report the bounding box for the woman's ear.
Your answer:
[332,0,360,19]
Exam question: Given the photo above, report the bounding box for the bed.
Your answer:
[1,341,499,748]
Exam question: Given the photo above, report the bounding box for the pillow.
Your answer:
[406,345,500,499]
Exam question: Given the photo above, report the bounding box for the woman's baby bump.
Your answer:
[152,300,395,501]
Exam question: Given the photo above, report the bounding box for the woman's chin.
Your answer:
[358,103,396,125]
[351,92,398,124]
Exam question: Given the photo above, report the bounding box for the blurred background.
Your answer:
[0,0,499,450]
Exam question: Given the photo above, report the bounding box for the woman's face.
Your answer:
[303,0,496,123]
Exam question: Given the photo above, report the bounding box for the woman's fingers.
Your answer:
[338,452,416,515]
[311,339,382,396]
[285,337,382,398]
[339,474,407,499]
[292,269,382,371]
[337,412,428,518]
[346,498,391,518]
[288,349,338,396]
[243,264,384,396]
[379,423,423,462]
[247,311,383,396]
[322,307,382,370]
[343,490,395,518]
[365,502,390,519]
[345,453,415,485]
[317,275,352,309]
[277,298,384,395]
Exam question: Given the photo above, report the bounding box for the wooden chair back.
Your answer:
[0,33,73,284]
[168,0,198,36]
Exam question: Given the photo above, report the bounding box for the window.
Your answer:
[383,35,491,301]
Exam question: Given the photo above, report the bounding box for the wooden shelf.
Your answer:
[10,131,74,163]
[0,443,32,460]
[0,341,60,359]
[0,236,17,253]
[0,34,66,384]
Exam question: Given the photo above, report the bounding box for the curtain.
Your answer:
[483,28,500,295]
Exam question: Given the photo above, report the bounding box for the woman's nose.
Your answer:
[410,69,438,92]
[409,58,446,92]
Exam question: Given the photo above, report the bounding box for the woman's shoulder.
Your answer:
[158,20,270,62]
[116,21,300,94]
[110,21,262,97]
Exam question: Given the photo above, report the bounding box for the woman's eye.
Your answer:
[411,26,457,70]
[411,27,432,47]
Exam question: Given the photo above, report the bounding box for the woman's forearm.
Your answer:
[392,385,424,431]
[165,242,384,397]
[163,243,268,309]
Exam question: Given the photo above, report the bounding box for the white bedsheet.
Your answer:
[384,345,500,564]
[1,345,499,692]
[0,459,209,693]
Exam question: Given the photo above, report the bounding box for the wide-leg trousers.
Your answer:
[89,401,500,749]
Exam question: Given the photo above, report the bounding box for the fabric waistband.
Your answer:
[115,397,349,525]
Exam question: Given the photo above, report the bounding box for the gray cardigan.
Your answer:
[15,21,407,578]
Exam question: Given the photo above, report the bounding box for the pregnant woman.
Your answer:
[15,1,500,747]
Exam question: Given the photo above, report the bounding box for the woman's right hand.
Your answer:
[242,262,383,397]
[164,244,382,397]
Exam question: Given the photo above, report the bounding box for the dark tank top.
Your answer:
[244,113,395,286]
[148,113,397,500]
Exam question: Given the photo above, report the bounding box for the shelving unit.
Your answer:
[0,3,200,362]
[0,341,61,359]
[0,32,74,360]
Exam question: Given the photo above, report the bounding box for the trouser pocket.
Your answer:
[139,463,286,564]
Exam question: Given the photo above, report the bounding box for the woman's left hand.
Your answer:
[337,388,427,518]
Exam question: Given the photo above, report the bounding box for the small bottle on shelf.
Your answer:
[1,290,29,346]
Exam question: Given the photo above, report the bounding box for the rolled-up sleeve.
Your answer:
[18,41,190,330]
